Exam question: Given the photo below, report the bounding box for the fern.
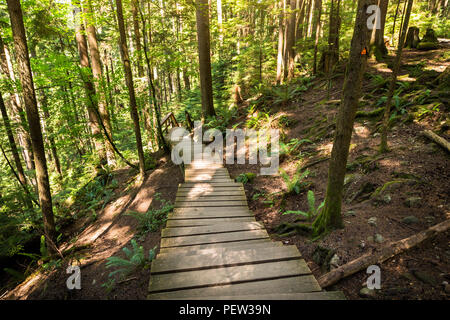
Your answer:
[126,193,173,234]
[279,168,310,194]
[283,190,325,221]
[105,240,157,278]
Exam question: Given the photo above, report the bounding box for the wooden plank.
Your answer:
[174,200,248,208]
[180,182,243,187]
[151,245,301,274]
[148,275,321,299]
[166,217,256,227]
[177,188,245,197]
[148,259,311,293]
[177,185,244,191]
[157,240,282,257]
[154,291,346,300]
[168,210,253,220]
[160,229,269,248]
[161,222,264,238]
[158,239,273,254]
[176,195,246,202]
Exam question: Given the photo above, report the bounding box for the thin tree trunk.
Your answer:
[73,4,107,167]
[195,0,216,117]
[369,0,389,59]
[285,0,297,79]
[391,0,401,46]
[276,0,285,84]
[0,35,35,172]
[312,0,322,74]
[6,0,57,251]
[379,0,413,153]
[131,0,144,77]
[115,0,146,176]
[312,0,371,236]
[84,0,116,166]
[39,91,62,176]
[0,91,33,208]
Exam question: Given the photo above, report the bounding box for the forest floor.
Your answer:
[1,40,449,300]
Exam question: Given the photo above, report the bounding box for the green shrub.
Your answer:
[235,172,256,184]
[279,168,310,195]
[126,193,173,234]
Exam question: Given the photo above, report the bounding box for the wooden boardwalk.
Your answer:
[148,158,345,300]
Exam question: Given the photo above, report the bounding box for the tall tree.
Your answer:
[195,0,216,117]
[6,0,56,250]
[0,91,32,208]
[276,0,285,84]
[115,0,146,176]
[285,0,297,79]
[73,4,107,168]
[84,0,116,166]
[380,0,414,153]
[312,0,371,236]
[0,35,35,173]
[131,0,144,78]
[369,0,389,60]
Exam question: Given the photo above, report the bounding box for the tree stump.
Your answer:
[404,27,420,48]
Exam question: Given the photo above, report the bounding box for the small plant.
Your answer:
[235,172,256,184]
[105,240,157,279]
[126,193,173,234]
[283,190,325,221]
[279,168,310,195]
[280,138,313,157]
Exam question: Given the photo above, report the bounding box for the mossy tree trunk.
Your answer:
[312,0,371,237]
[6,0,56,252]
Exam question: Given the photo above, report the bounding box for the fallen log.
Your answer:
[318,219,450,288]
[423,130,450,153]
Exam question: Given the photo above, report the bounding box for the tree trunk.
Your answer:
[115,0,146,176]
[0,91,33,208]
[0,35,35,173]
[39,91,62,176]
[404,26,420,48]
[285,0,297,80]
[321,0,341,73]
[131,0,144,78]
[73,5,107,168]
[379,0,413,153]
[312,0,322,74]
[84,0,116,166]
[6,0,56,251]
[312,0,371,236]
[369,0,389,60]
[195,0,216,118]
[276,0,285,84]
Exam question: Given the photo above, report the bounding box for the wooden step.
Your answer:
[165,216,256,228]
[153,291,346,300]
[157,240,283,258]
[148,275,321,299]
[179,182,243,187]
[168,210,253,220]
[176,190,246,197]
[151,245,301,274]
[161,222,264,238]
[174,200,248,208]
[176,195,246,202]
[158,239,275,254]
[148,259,311,293]
[160,229,269,248]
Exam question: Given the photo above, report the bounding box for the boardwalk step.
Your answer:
[176,190,246,197]
[176,195,246,202]
[168,210,253,220]
[165,217,256,227]
[174,200,248,208]
[148,275,321,299]
[157,240,283,257]
[148,259,311,293]
[160,229,269,248]
[161,222,264,238]
[160,291,347,300]
[151,245,301,274]
[158,239,276,254]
